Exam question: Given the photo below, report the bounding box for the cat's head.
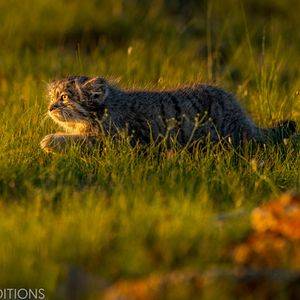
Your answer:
[47,76,108,132]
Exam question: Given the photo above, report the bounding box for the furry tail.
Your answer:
[258,120,296,144]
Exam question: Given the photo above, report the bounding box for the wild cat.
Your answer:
[41,76,296,153]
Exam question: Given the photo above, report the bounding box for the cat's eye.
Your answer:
[50,96,55,102]
[62,95,68,101]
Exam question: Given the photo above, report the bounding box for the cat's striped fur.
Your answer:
[41,76,296,152]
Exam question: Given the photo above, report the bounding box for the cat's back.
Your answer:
[107,83,246,147]
[119,83,238,121]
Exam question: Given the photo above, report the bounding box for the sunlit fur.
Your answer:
[41,76,296,152]
[47,77,96,134]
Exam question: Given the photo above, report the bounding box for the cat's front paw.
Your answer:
[40,134,55,153]
[40,134,65,153]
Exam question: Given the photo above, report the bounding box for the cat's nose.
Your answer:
[48,103,59,111]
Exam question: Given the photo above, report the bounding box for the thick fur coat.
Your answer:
[41,76,296,152]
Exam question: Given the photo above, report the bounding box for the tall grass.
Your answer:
[0,0,300,298]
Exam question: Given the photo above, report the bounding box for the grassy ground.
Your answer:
[1,0,300,299]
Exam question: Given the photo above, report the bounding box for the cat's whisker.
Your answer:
[39,112,48,121]
[39,112,50,125]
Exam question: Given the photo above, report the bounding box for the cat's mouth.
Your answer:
[49,109,93,134]
[49,108,90,127]
[49,109,71,122]
[49,108,86,123]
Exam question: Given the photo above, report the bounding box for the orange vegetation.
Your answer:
[101,193,300,299]
[234,193,300,268]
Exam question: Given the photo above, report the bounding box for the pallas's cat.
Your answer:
[41,76,296,153]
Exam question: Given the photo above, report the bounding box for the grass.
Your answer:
[1,0,300,299]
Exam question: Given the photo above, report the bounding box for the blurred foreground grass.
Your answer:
[1,0,300,299]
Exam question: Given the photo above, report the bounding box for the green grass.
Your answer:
[1,0,300,298]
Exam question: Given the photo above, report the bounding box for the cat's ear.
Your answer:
[83,77,108,103]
